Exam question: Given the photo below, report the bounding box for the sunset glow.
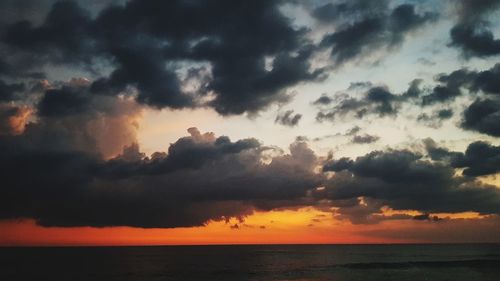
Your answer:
[2,208,498,246]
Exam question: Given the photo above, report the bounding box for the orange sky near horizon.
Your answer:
[2,208,498,246]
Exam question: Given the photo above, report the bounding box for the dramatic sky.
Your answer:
[1,0,500,245]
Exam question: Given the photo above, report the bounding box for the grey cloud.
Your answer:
[313,94,333,106]
[0,79,24,101]
[321,148,500,215]
[461,98,500,137]
[275,110,302,127]
[316,86,399,122]
[449,0,500,58]
[351,134,380,144]
[317,2,437,65]
[417,109,453,128]
[422,69,476,105]
[425,139,500,177]
[2,0,326,115]
[0,99,322,227]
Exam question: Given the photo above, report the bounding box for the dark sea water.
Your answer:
[1,244,500,281]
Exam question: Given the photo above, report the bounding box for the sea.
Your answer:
[1,244,500,281]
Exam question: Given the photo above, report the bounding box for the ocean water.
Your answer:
[1,244,500,281]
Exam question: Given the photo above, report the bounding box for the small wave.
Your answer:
[337,259,500,269]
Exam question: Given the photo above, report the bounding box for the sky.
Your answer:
[1,0,500,246]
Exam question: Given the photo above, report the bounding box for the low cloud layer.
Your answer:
[2,79,500,227]
[0,81,321,227]
[0,126,321,227]
[321,148,500,218]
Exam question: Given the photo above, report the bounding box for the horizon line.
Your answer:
[2,242,500,248]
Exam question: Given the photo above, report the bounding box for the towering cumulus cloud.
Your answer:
[0,86,321,227]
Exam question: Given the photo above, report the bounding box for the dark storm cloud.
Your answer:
[0,0,53,27]
[101,128,262,178]
[0,58,45,80]
[403,79,424,99]
[450,23,500,57]
[472,63,500,95]
[2,0,500,230]
[437,109,454,119]
[417,63,500,108]
[0,91,322,228]
[431,64,500,137]
[321,138,500,223]
[323,157,354,172]
[3,1,96,65]
[426,139,500,177]
[461,98,500,137]
[0,0,122,26]
[2,76,500,227]
[320,149,500,215]
[366,87,398,115]
[1,77,319,226]
[317,2,437,65]
[421,69,476,105]
[312,0,389,24]
[451,141,500,177]
[90,45,193,109]
[449,0,500,58]
[423,138,461,162]
[1,0,325,115]
[275,110,302,127]
[88,0,327,114]
[0,80,24,101]
[454,0,500,22]
[38,85,92,117]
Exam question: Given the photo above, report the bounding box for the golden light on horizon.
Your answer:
[2,207,491,247]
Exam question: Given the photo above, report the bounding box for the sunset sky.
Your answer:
[1,0,500,246]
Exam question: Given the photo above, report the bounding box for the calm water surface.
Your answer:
[1,244,500,281]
